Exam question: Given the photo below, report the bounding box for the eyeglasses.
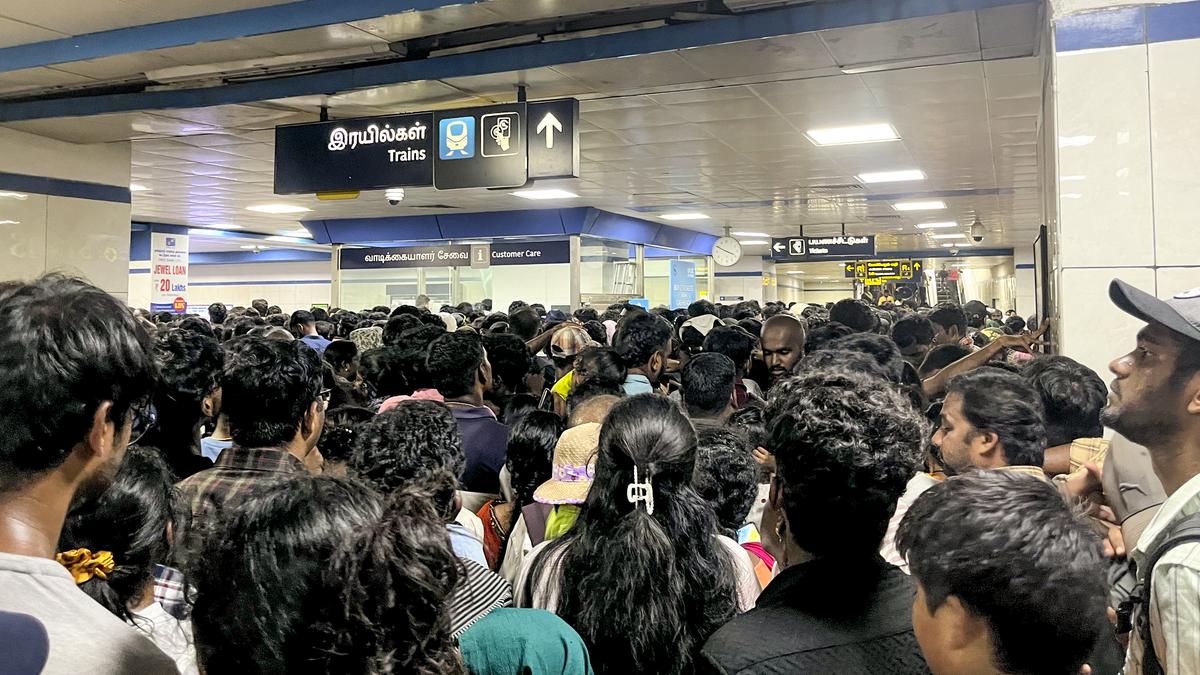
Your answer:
[128,403,157,446]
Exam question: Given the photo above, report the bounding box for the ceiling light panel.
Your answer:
[805,123,899,146]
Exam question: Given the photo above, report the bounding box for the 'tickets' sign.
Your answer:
[150,233,188,314]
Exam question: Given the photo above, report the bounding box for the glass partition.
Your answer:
[644,254,709,308]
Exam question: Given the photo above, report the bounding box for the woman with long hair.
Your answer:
[58,447,198,675]
[477,410,563,570]
[516,394,759,674]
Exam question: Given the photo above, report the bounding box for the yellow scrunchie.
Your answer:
[55,548,116,585]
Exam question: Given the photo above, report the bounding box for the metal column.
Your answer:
[569,235,582,309]
[330,244,342,308]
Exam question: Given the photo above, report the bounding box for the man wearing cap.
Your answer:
[1103,281,1200,675]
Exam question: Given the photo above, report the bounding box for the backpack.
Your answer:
[1117,511,1200,675]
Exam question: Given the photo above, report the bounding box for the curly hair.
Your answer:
[804,321,854,353]
[765,368,925,556]
[358,346,410,399]
[143,329,223,455]
[220,337,323,449]
[522,394,738,675]
[191,476,464,674]
[59,447,179,622]
[703,326,756,374]
[613,312,673,370]
[824,332,906,383]
[350,401,463,519]
[693,427,758,536]
[946,369,1047,468]
[897,470,1107,675]
[320,406,375,465]
[483,333,534,396]
[427,332,486,398]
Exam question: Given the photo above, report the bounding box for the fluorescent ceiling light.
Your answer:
[187,228,231,236]
[931,233,967,240]
[805,123,899,146]
[659,212,709,221]
[916,221,958,229]
[282,228,313,238]
[942,243,973,248]
[893,200,946,211]
[129,183,150,192]
[0,219,19,225]
[204,223,242,230]
[240,245,269,250]
[786,271,805,275]
[731,231,769,237]
[857,169,925,184]
[511,189,578,200]
[246,203,312,214]
[739,239,769,245]
[0,191,28,200]
[265,235,307,243]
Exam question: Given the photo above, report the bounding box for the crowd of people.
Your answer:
[1,274,1199,675]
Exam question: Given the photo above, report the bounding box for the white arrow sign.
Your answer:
[772,241,786,253]
[536,113,563,149]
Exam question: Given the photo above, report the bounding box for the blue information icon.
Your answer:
[439,116,475,160]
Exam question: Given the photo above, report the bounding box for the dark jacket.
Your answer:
[449,403,509,494]
[699,556,930,675]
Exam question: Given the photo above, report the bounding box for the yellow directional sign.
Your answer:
[843,259,922,281]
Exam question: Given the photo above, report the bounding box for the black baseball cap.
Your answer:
[1109,279,1200,343]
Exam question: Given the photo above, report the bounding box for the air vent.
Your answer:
[867,214,903,220]
[807,183,865,192]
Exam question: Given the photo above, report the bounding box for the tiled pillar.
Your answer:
[0,128,132,302]
[1047,0,1200,379]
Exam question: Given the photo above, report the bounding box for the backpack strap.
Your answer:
[1131,511,1200,675]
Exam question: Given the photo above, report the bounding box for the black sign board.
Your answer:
[528,99,580,179]
[843,259,923,280]
[274,112,434,194]
[433,103,528,190]
[340,241,570,270]
[770,235,875,261]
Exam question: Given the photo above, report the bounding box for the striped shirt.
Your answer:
[1124,471,1200,675]
[450,559,513,638]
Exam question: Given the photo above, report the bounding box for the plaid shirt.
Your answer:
[176,446,310,560]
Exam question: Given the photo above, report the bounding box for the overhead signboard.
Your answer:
[274,112,433,194]
[433,103,528,190]
[340,240,570,270]
[275,99,580,194]
[528,98,580,179]
[770,235,875,261]
[843,259,923,280]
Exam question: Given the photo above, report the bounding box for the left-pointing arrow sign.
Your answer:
[536,113,563,149]
[772,241,785,253]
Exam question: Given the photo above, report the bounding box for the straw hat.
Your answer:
[533,422,602,505]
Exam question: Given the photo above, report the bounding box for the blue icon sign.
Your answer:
[439,117,475,160]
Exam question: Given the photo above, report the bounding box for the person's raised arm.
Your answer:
[922,320,1050,397]
[525,321,573,354]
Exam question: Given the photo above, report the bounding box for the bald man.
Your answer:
[761,314,807,385]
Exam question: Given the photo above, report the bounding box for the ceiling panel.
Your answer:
[676,33,836,80]
[236,23,390,56]
[0,0,298,36]
[818,10,981,66]
[0,16,67,47]
[348,4,505,42]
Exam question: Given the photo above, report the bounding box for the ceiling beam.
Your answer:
[0,0,484,74]
[0,0,1035,122]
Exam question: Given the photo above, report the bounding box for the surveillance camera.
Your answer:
[949,246,960,256]
[970,219,984,243]
[388,199,401,206]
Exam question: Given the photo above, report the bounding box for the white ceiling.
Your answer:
[1,2,1044,255]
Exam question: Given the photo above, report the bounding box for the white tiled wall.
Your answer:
[0,128,131,295]
[1048,18,1200,376]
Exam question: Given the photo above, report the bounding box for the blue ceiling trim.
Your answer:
[191,249,331,265]
[0,0,1035,122]
[0,170,129,203]
[303,207,717,254]
[0,0,485,74]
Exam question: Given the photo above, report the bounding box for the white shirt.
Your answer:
[515,534,759,613]
[130,602,199,675]
[1124,471,1200,675]
[879,473,939,574]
